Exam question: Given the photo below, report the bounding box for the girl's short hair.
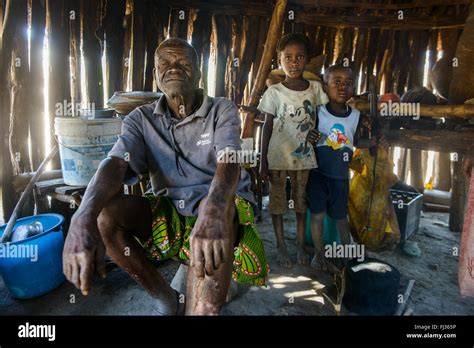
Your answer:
[276,33,310,54]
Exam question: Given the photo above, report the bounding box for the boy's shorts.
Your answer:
[136,194,268,286]
[268,170,309,215]
[307,170,349,220]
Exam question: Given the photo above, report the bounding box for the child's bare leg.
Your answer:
[310,212,328,271]
[336,218,351,245]
[335,218,352,268]
[271,214,292,268]
[295,212,309,264]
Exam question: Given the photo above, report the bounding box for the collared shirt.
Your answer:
[108,89,255,216]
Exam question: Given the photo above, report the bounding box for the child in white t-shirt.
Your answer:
[258,33,328,268]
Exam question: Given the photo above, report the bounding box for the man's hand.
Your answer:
[306,129,321,144]
[190,206,229,278]
[63,214,106,295]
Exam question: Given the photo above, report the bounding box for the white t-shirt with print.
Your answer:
[257,80,328,170]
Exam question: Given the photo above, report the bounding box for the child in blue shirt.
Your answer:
[306,64,378,271]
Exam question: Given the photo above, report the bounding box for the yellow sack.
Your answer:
[348,147,400,251]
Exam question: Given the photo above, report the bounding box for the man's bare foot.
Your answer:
[277,247,292,268]
[311,254,328,271]
[296,247,309,265]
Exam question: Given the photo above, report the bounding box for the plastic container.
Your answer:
[390,189,423,242]
[305,209,341,246]
[54,116,122,186]
[0,214,66,299]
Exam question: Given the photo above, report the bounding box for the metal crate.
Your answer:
[390,189,423,242]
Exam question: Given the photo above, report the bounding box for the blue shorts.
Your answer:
[307,170,349,220]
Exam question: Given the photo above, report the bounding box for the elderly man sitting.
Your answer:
[62,38,268,315]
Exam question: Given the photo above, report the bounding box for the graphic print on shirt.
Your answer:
[282,100,316,158]
[324,123,350,150]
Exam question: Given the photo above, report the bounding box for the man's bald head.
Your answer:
[154,38,199,69]
[154,37,201,98]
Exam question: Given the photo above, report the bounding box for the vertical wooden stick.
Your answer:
[241,0,287,139]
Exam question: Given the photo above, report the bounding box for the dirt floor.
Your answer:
[1,197,474,316]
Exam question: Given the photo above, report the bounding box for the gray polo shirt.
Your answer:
[108,89,255,216]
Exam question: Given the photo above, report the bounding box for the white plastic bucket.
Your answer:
[54,117,122,186]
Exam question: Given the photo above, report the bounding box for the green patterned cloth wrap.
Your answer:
[138,194,269,286]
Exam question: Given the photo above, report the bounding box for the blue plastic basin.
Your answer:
[0,214,66,299]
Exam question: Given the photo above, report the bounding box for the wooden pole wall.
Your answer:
[122,0,132,91]
[190,10,204,70]
[47,0,70,168]
[200,11,212,92]
[9,0,31,175]
[169,8,188,40]
[236,16,260,105]
[448,3,474,231]
[242,0,287,139]
[353,28,368,91]
[251,17,269,87]
[315,26,327,58]
[69,0,81,109]
[82,0,105,107]
[383,30,397,93]
[130,0,145,91]
[450,158,466,231]
[144,0,158,91]
[0,0,473,221]
[434,152,452,191]
[359,31,370,92]
[426,30,438,91]
[365,28,380,91]
[0,0,4,30]
[449,4,474,105]
[396,31,410,96]
[105,0,126,97]
[374,30,390,87]
[1,0,12,219]
[228,16,243,102]
[28,0,46,169]
[407,30,430,191]
[190,10,211,90]
[305,24,317,56]
[213,14,231,97]
[324,27,336,68]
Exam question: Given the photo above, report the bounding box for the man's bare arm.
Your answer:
[63,156,128,295]
[207,161,240,210]
[190,161,240,277]
[75,156,128,219]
